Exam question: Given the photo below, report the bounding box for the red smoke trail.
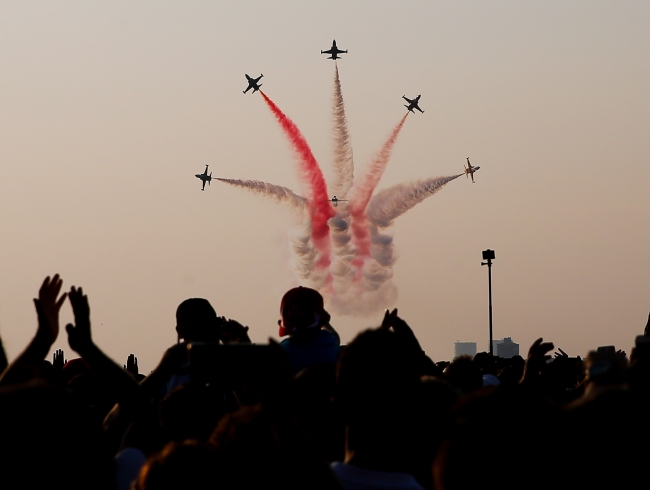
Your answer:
[260,91,334,268]
[348,113,408,268]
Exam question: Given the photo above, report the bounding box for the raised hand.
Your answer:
[381,308,411,335]
[645,312,650,337]
[124,354,139,376]
[0,276,67,385]
[53,349,66,370]
[380,308,422,351]
[65,286,93,355]
[553,348,568,360]
[63,285,143,409]
[34,274,67,345]
[521,337,554,385]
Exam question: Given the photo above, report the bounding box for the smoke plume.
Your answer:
[216,178,306,212]
[219,77,464,317]
[260,91,335,269]
[348,114,408,263]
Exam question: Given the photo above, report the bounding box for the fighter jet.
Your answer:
[243,74,263,94]
[403,95,424,114]
[328,196,348,207]
[195,165,213,191]
[321,40,347,60]
[464,157,480,183]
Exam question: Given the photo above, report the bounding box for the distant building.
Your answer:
[454,341,477,358]
[496,337,519,358]
[491,339,503,354]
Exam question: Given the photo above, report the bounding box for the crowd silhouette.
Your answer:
[0,274,648,489]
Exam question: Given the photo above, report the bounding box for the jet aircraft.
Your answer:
[243,74,263,94]
[464,157,480,183]
[195,165,213,191]
[403,95,424,113]
[328,196,348,207]
[321,40,347,60]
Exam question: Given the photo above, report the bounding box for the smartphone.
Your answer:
[596,345,616,355]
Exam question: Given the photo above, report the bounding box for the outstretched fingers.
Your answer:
[34,274,68,345]
[66,286,93,354]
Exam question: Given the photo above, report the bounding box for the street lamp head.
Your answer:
[482,249,495,261]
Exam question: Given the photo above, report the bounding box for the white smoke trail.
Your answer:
[216,177,324,283]
[362,174,463,282]
[324,175,462,315]
[330,64,354,198]
[327,275,398,316]
[216,178,307,211]
[366,175,463,228]
[328,64,358,297]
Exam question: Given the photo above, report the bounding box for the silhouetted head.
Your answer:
[433,387,561,490]
[444,355,482,395]
[472,351,497,375]
[134,441,217,490]
[0,382,113,490]
[278,286,329,337]
[208,405,292,488]
[175,298,220,343]
[336,328,423,473]
[159,383,227,444]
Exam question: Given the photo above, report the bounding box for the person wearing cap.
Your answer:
[278,286,340,375]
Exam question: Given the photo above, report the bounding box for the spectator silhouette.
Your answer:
[278,286,340,374]
[333,327,426,490]
[175,298,222,344]
[433,387,561,490]
[444,355,482,395]
[134,441,217,490]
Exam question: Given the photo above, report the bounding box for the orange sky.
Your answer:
[0,1,649,370]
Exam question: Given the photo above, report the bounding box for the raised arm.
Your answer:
[520,337,554,387]
[65,286,143,410]
[380,308,424,353]
[0,275,67,385]
[0,336,8,373]
[380,308,440,376]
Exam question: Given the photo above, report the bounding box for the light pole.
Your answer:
[481,249,495,356]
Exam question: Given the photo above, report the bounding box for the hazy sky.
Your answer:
[1,1,649,371]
